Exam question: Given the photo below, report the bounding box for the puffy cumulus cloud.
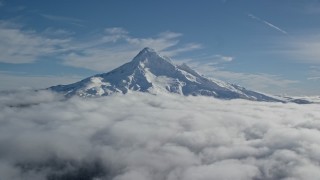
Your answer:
[0,91,319,180]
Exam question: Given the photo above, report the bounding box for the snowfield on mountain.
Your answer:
[49,48,284,102]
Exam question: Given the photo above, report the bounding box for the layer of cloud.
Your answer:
[0,91,319,179]
[0,72,83,90]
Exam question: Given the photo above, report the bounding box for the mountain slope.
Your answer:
[49,47,283,102]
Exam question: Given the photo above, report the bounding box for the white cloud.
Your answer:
[0,21,201,71]
[308,77,320,80]
[0,92,319,179]
[308,66,320,80]
[0,90,64,108]
[201,54,234,63]
[214,54,234,62]
[0,72,83,90]
[281,35,320,64]
[102,27,129,43]
[176,54,234,66]
[105,27,128,35]
[158,31,182,39]
[188,63,298,95]
[179,160,260,180]
[63,29,202,71]
[161,43,202,57]
[0,21,70,63]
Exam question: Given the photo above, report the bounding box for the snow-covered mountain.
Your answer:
[49,47,284,102]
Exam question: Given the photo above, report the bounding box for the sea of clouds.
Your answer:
[0,90,320,180]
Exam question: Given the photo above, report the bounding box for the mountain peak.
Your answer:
[131,47,172,65]
[134,47,158,59]
[49,48,285,103]
[141,47,156,53]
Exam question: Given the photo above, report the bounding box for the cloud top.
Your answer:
[0,91,319,179]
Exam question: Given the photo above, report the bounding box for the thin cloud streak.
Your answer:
[187,62,299,95]
[273,35,320,64]
[307,77,320,80]
[41,14,85,27]
[41,14,84,23]
[248,13,288,34]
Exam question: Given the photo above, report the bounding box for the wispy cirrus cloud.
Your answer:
[161,43,203,57]
[186,62,298,95]
[0,20,308,94]
[175,53,296,95]
[176,53,234,67]
[41,14,84,26]
[0,21,70,63]
[214,54,234,62]
[308,66,320,81]
[290,37,320,64]
[62,27,202,71]
[274,34,320,65]
[42,27,74,37]
[0,22,202,71]
[308,77,320,80]
[248,13,288,34]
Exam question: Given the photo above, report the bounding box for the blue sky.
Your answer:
[0,0,319,95]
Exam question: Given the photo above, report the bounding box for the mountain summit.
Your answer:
[49,47,282,102]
